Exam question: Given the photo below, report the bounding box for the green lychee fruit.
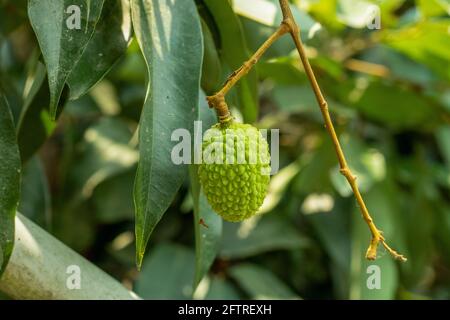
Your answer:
[198,122,271,222]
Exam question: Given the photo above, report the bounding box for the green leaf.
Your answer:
[204,0,258,123]
[200,18,222,95]
[229,263,300,299]
[205,277,241,300]
[397,184,434,286]
[350,214,398,299]
[433,202,450,265]
[189,166,222,290]
[258,161,302,214]
[436,126,450,167]
[88,80,121,115]
[307,0,344,31]
[53,202,96,252]
[259,58,352,118]
[70,117,138,198]
[28,0,105,118]
[337,0,380,28]
[16,61,55,164]
[361,45,438,87]
[198,90,218,130]
[311,55,345,80]
[131,0,203,268]
[349,80,440,129]
[135,243,195,299]
[292,137,336,194]
[0,93,21,275]
[220,215,308,259]
[330,135,386,197]
[257,58,307,85]
[67,0,132,99]
[92,169,136,223]
[0,71,22,125]
[305,199,351,298]
[272,85,319,114]
[350,241,398,300]
[382,21,450,82]
[18,156,51,229]
[110,39,147,84]
[190,91,222,290]
[349,182,402,299]
[417,0,450,18]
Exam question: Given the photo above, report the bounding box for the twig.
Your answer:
[207,24,289,123]
[344,59,390,78]
[206,0,406,262]
[278,0,405,262]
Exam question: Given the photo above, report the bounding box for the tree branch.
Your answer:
[205,0,406,262]
[207,24,289,123]
[278,0,406,262]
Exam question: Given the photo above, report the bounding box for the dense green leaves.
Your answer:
[131,0,203,268]
[1,0,449,301]
[28,0,104,118]
[0,93,21,275]
[67,0,132,99]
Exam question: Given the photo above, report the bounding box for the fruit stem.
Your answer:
[206,24,289,123]
[278,0,406,262]
[206,94,233,124]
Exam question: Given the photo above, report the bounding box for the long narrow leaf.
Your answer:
[131,0,203,268]
[0,93,21,275]
[28,0,104,118]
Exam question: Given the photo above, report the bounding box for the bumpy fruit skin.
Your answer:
[198,122,271,222]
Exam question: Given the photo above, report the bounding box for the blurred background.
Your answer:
[1,0,449,299]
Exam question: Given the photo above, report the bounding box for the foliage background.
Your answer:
[0,0,449,299]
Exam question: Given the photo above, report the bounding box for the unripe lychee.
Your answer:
[198,122,271,222]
